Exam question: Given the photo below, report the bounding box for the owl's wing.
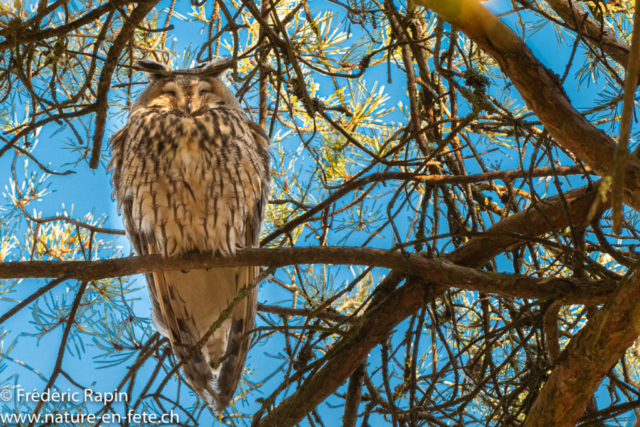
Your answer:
[213,121,270,409]
[110,125,169,338]
[122,195,223,407]
[109,125,170,336]
[122,201,171,337]
[213,221,259,409]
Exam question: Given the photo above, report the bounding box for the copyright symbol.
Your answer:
[0,390,11,401]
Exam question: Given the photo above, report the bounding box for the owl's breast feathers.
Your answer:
[109,106,270,411]
[110,107,270,256]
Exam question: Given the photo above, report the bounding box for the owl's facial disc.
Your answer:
[156,79,223,115]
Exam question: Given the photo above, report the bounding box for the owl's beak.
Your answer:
[178,97,195,114]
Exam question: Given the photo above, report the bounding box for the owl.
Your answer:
[108,58,270,411]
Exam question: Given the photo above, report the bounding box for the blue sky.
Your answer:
[0,0,628,425]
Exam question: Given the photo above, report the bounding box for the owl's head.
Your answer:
[130,58,242,116]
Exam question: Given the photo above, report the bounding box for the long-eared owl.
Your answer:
[108,58,270,411]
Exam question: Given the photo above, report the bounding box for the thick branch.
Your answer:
[418,0,640,214]
[342,363,365,427]
[523,272,640,426]
[256,279,444,427]
[449,180,609,268]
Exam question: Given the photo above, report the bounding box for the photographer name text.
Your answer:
[15,388,127,403]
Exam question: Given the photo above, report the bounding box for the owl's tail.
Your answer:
[152,266,257,412]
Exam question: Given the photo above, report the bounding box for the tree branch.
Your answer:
[544,0,630,68]
[449,180,609,268]
[0,246,615,307]
[256,278,444,427]
[343,363,366,427]
[523,270,640,426]
[89,0,161,169]
[417,0,640,215]
[0,0,133,50]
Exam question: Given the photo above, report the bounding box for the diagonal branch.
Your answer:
[449,180,609,268]
[523,269,640,426]
[89,0,161,169]
[417,0,640,215]
[609,4,640,234]
[544,0,630,68]
[255,278,444,427]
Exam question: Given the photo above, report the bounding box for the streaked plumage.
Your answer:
[109,58,270,411]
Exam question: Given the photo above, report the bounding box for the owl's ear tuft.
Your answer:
[135,59,171,79]
[201,57,233,77]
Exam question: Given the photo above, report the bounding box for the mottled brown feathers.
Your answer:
[108,60,270,412]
